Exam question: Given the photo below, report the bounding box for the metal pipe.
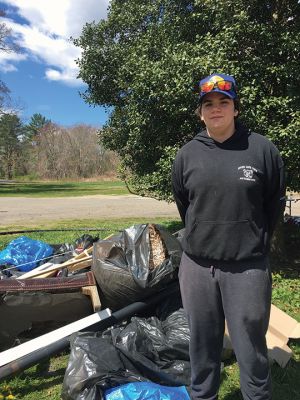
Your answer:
[0,282,180,381]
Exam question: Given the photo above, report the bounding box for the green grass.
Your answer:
[0,218,299,400]
[0,180,129,197]
[0,218,182,249]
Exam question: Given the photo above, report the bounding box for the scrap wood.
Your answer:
[26,254,92,278]
[82,285,101,311]
[21,262,55,279]
[22,246,94,279]
[67,257,92,272]
[24,234,114,279]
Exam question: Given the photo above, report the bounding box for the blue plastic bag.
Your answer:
[104,382,190,400]
[0,236,53,272]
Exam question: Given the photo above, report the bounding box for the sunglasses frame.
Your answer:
[200,79,234,93]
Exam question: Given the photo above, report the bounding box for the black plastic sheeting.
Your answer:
[0,291,93,351]
[62,296,191,400]
[92,224,182,310]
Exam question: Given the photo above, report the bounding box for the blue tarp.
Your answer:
[105,382,190,400]
[0,236,53,272]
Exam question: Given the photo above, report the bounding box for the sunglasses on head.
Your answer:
[200,79,234,93]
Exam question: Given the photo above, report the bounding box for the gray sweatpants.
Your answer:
[179,252,272,400]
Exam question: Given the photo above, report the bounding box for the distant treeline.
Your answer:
[0,113,118,180]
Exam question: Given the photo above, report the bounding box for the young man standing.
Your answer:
[172,73,286,400]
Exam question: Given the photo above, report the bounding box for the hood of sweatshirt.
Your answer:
[193,121,250,149]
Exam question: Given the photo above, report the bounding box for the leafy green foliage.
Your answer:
[24,113,51,141]
[75,0,300,199]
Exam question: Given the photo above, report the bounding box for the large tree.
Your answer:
[24,113,51,141]
[74,0,300,200]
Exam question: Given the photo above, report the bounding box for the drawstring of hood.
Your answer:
[210,265,215,278]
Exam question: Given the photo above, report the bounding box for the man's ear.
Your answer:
[234,109,239,117]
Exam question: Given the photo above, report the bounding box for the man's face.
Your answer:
[200,92,238,135]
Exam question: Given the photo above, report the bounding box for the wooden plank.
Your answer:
[82,286,101,311]
[25,254,92,278]
[67,258,92,272]
[22,237,113,279]
[21,262,55,279]
[22,246,94,279]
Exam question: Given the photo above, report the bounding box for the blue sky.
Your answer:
[0,0,110,127]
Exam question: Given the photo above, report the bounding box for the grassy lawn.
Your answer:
[0,217,299,400]
[0,180,129,197]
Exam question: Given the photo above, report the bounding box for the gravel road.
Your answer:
[0,195,180,226]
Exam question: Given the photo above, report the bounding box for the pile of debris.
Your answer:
[0,224,182,351]
[0,223,299,400]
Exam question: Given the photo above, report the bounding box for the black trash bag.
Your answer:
[159,309,190,362]
[92,224,182,310]
[74,234,97,254]
[47,235,98,273]
[113,314,191,385]
[0,264,29,279]
[62,304,191,400]
[0,264,13,279]
[155,291,184,321]
[50,235,98,264]
[61,334,147,400]
[49,243,75,264]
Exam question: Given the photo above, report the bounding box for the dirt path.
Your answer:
[0,195,180,226]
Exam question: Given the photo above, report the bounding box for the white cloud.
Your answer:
[0,50,27,73]
[0,0,110,86]
[45,68,84,87]
[0,63,17,72]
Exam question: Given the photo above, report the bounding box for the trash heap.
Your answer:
[0,223,189,399]
[62,297,191,400]
[0,224,182,351]
[0,223,299,398]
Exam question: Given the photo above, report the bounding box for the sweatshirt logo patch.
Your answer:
[238,165,257,182]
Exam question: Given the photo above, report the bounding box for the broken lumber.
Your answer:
[23,246,93,279]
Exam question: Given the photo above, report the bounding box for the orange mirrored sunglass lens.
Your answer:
[201,82,215,92]
[217,81,232,90]
[200,80,233,92]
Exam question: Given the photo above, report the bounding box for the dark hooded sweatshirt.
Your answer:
[172,122,286,265]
